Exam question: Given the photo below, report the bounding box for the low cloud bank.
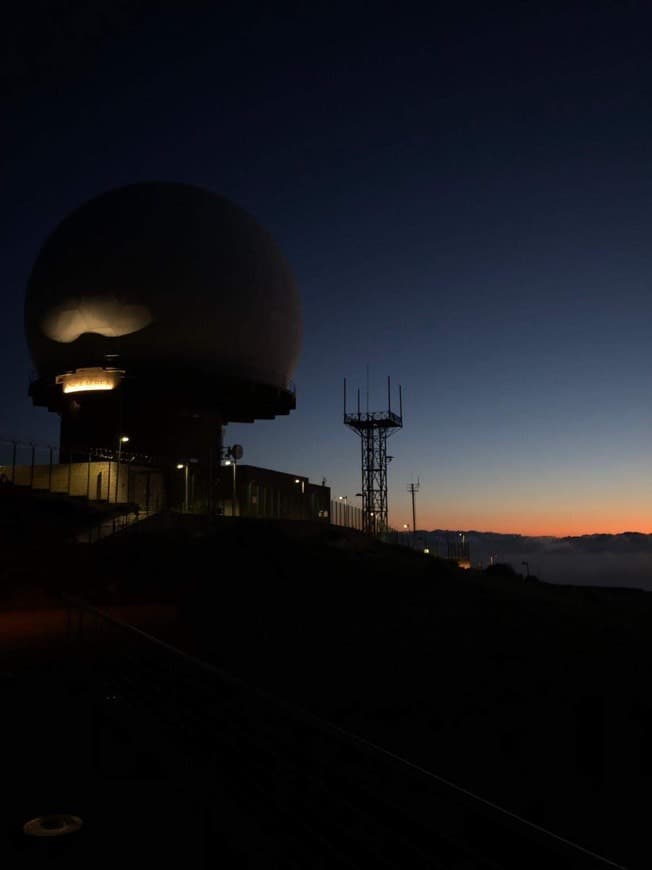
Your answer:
[423,531,652,591]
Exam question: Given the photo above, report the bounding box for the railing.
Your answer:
[344,410,403,427]
[62,594,628,870]
[0,439,60,486]
[76,508,147,543]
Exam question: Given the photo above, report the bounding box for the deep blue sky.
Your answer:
[4,2,652,534]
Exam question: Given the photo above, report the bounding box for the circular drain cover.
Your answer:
[23,815,83,837]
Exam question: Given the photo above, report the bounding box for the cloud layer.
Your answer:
[423,530,652,590]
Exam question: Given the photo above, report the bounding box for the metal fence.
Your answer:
[2,439,365,533]
[0,439,163,508]
[0,439,60,487]
[330,499,363,531]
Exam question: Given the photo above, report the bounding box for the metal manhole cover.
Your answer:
[23,814,83,837]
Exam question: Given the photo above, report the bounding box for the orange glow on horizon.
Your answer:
[394,509,652,538]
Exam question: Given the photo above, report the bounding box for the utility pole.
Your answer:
[407,478,420,544]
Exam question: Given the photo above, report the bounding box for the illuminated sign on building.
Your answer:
[56,367,124,394]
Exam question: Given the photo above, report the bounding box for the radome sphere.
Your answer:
[25,182,302,390]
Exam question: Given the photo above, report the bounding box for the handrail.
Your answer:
[60,592,629,868]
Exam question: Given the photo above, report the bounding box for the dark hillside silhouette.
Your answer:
[27,515,650,869]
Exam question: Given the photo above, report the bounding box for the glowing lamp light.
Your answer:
[176,464,184,470]
[120,436,130,443]
[56,367,124,394]
[61,381,113,394]
[424,548,430,554]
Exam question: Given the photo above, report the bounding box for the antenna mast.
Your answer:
[344,374,403,535]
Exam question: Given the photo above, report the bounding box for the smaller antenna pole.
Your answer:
[387,375,391,413]
[412,492,416,535]
[407,478,420,542]
[411,485,417,535]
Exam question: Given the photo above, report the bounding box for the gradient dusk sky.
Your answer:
[3,3,652,536]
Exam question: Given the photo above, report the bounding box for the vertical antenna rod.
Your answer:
[366,364,369,414]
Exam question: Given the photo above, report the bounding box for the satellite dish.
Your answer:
[231,444,244,460]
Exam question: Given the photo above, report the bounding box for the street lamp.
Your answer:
[176,463,189,512]
[338,495,348,526]
[369,510,376,535]
[115,435,129,503]
[294,477,306,519]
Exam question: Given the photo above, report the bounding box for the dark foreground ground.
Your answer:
[1,653,206,869]
[2,506,650,867]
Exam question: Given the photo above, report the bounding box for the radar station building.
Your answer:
[23,182,303,513]
[214,466,330,521]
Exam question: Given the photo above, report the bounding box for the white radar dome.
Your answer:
[25,182,302,390]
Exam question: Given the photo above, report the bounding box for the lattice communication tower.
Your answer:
[344,376,403,535]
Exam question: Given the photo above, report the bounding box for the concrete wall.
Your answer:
[0,461,165,510]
